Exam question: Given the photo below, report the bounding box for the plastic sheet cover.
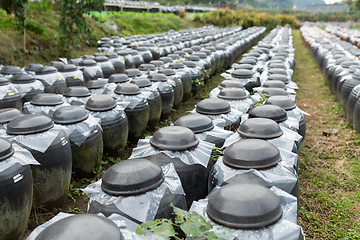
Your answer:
[0,143,40,173]
[221,98,253,114]
[12,80,44,98]
[55,115,101,146]
[209,87,221,99]
[82,163,185,223]
[0,84,20,100]
[109,56,125,66]
[287,107,310,123]
[220,73,258,86]
[241,113,299,131]
[61,95,91,106]
[211,156,298,193]
[108,91,152,110]
[3,129,59,153]
[140,84,160,100]
[98,61,114,70]
[36,72,64,86]
[88,103,130,125]
[23,102,71,118]
[60,69,84,82]
[189,107,242,128]
[196,126,234,148]
[189,186,303,240]
[26,212,160,240]
[80,65,103,78]
[223,126,302,153]
[130,138,214,168]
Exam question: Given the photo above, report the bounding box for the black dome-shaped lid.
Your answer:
[174,114,214,133]
[234,64,253,70]
[116,50,129,56]
[25,63,44,72]
[183,61,196,68]
[158,69,175,76]
[188,55,200,61]
[268,63,286,70]
[108,74,129,84]
[268,68,287,76]
[169,63,185,69]
[138,47,148,52]
[35,214,124,240]
[82,55,95,60]
[86,79,107,89]
[114,83,141,95]
[68,58,82,66]
[52,106,89,125]
[150,60,164,67]
[35,66,57,75]
[0,77,9,86]
[0,137,15,162]
[106,52,119,59]
[219,80,243,89]
[10,74,36,84]
[48,61,65,69]
[139,64,156,71]
[0,108,23,124]
[191,46,201,51]
[183,48,194,54]
[174,51,185,56]
[202,49,211,56]
[168,54,180,60]
[245,52,260,57]
[217,87,248,100]
[30,93,64,106]
[263,87,288,97]
[196,98,231,115]
[7,114,54,135]
[223,139,281,169]
[195,52,207,59]
[148,73,167,82]
[130,78,152,88]
[335,57,350,65]
[124,69,142,77]
[95,56,109,63]
[268,74,289,83]
[101,158,165,196]
[342,61,359,68]
[352,69,360,80]
[265,96,296,110]
[272,56,285,61]
[63,86,91,97]
[159,57,173,63]
[231,69,253,79]
[237,118,283,139]
[206,183,283,229]
[239,58,257,65]
[85,95,117,112]
[58,64,77,73]
[79,59,97,67]
[248,105,287,123]
[150,126,199,150]
[263,80,286,89]
[205,46,216,52]
[0,66,22,75]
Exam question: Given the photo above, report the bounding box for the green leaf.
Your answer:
[171,203,189,218]
[204,231,226,240]
[151,220,176,238]
[188,211,212,227]
[180,221,203,237]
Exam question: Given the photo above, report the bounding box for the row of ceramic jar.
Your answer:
[79,25,306,239]
[325,24,360,49]
[301,25,360,133]
[22,26,307,240]
[0,26,267,240]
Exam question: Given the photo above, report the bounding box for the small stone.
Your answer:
[323,129,338,137]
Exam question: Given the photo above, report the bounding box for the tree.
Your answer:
[58,0,104,54]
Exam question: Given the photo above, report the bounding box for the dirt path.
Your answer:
[293,30,360,239]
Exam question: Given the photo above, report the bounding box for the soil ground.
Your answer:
[22,29,360,239]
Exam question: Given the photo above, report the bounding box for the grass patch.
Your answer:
[292,30,360,239]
